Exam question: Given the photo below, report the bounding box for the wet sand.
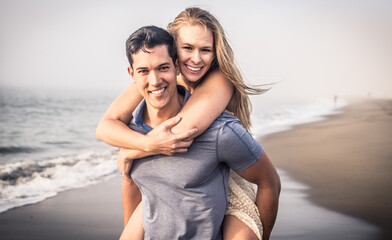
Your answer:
[0,177,124,240]
[0,98,391,239]
[262,98,392,239]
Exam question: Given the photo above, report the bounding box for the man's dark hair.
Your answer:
[126,26,177,68]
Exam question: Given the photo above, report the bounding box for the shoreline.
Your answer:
[0,98,390,239]
[0,176,124,240]
[261,98,392,239]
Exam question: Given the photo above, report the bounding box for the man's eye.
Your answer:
[159,66,169,71]
[183,46,192,50]
[138,70,148,74]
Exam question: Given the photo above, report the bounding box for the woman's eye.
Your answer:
[202,49,212,52]
[183,46,192,50]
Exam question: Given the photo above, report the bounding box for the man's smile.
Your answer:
[149,87,167,96]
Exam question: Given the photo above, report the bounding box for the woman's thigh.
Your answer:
[222,215,258,240]
[120,202,144,240]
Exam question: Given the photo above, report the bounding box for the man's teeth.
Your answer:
[187,65,202,71]
[151,88,165,95]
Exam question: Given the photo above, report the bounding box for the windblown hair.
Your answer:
[126,26,177,68]
[167,8,267,131]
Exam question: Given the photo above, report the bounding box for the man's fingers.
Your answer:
[175,128,199,140]
[172,148,189,153]
[171,140,193,151]
[125,161,133,178]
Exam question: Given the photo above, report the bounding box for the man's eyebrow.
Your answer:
[157,62,170,68]
[135,66,148,71]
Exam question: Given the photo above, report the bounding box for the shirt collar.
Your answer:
[133,85,191,130]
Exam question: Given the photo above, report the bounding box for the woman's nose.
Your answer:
[191,51,201,64]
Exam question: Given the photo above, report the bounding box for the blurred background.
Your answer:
[1,0,391,97]
[0,0,391,239]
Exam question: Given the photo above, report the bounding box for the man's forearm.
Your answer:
[256,187,280,240]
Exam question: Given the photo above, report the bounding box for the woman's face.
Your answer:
[176,24,215,86]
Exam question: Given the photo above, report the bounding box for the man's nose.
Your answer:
[191,51,201,64]
[148,71,162,86]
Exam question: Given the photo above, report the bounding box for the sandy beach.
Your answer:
[0,98,391,239]
[263,98,392,239]
[0,177,124,240]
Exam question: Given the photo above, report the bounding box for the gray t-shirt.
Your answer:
[129,86,263,240]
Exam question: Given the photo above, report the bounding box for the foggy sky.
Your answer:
[0,0,391,98]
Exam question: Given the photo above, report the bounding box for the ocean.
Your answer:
[0,87,117,213]
[0,87,342,213]
[1,86,380,239]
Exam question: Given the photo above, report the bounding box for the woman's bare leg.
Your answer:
[120,202,144,240]
[223,215,259,240]
[121,176,142,227]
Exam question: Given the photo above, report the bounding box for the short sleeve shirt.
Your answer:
[129,86,263,240]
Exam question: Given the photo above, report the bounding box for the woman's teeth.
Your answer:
[187,65,202,71]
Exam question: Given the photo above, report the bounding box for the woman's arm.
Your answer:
[96,84,197,155]
[171,70,234,137]
[96,70,233,154]
[96,84,145,148]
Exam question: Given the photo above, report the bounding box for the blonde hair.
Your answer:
[168,7,267,131]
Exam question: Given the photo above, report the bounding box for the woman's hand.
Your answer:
[144,117,198,155]
[118,148,135,178]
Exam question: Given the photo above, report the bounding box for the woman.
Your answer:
[97,7,271,240]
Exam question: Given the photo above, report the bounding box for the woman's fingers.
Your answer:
[162,117,182,130]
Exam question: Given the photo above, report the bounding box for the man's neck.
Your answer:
[143,93,184,128]
[177,75,197,94]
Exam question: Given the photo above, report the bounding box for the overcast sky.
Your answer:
[1,0,391,98]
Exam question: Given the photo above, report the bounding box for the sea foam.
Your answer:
[0,150,118,213]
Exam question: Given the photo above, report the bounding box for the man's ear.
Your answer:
[127,66,135,79]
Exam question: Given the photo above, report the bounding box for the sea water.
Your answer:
[0,87,118,212]
[0,87,342,213]
[0,87,380,239]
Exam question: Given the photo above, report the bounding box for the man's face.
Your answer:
[129,45,179,111]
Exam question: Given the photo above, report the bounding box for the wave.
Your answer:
[0,149,119,213]
[251,97,347,139]
[42,141,74,146]
[0,146,41,155]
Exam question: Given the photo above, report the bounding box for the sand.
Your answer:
[0,177,124,240]
[262,98,392,239]
[0,98,391,239]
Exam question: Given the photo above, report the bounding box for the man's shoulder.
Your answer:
[208,112,243,131]
[198,112,249,143]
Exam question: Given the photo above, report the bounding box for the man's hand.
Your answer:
[117,148,135,178]
[145,117,198,155]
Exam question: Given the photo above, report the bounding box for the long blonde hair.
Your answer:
[168,7,267,131]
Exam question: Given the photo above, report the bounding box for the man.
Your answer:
[120,26,280,240]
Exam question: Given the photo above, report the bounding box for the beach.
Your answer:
[0,98,391,239]
[263,98,392,239]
